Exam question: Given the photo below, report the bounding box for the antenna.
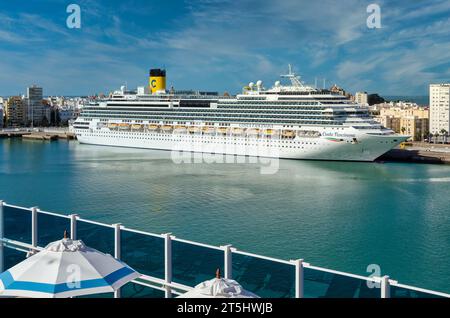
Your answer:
[281,64,303,87]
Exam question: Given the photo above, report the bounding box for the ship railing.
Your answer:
[0,200,449,299]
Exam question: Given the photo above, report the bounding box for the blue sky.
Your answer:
[0,0,449,96]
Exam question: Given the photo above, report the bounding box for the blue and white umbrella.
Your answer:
[178,269,259,298]
[0,237,139,298]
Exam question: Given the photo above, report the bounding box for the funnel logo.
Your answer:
[151,79,157,88]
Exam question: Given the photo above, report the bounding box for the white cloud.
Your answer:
[0,0,449,95]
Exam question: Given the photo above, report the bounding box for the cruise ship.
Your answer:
[73,67,408,161]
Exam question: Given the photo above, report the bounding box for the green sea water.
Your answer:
[1,138,449,293]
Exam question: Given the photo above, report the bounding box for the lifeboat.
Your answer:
[131,124,142,130]
[108,123,118,129]
[282,130,295,138]
[148,124,159,130]
[188,126,200,133]
[232,127,244,135]
[161,125,173,132]
[218,127,228,135]
[174,125,187,133]
[246,128,260,136]
[263,129,274,136]
[118,123,130,130]
[202,126,215,134]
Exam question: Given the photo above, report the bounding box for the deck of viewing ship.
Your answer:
[1,200,448,298]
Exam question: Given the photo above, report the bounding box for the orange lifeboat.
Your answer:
[148,124,159,130]
[202,126,215,134]
[118,123,130,130]
[246,128,260,136]
[232,127,244,135]
[218,127,228,135]
[282,130,295,138]
[188,126,200,133]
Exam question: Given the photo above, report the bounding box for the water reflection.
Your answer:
[1,139,450,293]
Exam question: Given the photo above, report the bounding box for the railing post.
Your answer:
[113,223,122,299]
[31,207,38,249]
[293,259,304,298]
[0,201,4,273]
[222,245,233,279]
[381,275,391,298]
[163,233,173,298]
[69,214,78,240]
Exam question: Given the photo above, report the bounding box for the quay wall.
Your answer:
[378,143,450,164]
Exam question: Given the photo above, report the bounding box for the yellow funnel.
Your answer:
[149,69,166,94]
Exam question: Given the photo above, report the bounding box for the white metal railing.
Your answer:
[0,200,449,299]
[389,280,450,298]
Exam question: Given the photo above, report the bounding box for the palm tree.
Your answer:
[440,129,448,144]
[401,127,406,135]
[432,132,438,144]
[444,130,448,144]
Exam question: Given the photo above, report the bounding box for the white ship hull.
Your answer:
[75,129,407,162]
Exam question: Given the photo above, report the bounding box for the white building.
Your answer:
[429,84,450,134]
[355,92,368,105]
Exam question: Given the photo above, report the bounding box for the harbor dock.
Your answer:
[21,132,75,141]
[0,129,75,141]
[22,133,59,141]
[0,131,31,138]
[378,142,450,164]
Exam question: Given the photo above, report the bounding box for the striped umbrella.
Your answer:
[0,235,139,298]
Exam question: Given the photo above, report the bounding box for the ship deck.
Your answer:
[0,200,448,298]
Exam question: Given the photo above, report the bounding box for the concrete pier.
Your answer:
[0,129,76,141]
[0,131,31,138]
[22,133,59,141]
